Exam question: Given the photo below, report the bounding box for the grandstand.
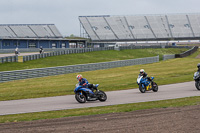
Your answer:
[0,24,62,39]
[0,24,86,49]
[79,13,200,42]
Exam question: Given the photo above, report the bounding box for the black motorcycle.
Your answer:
[193,71,200,90]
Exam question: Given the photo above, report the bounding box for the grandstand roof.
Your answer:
[79,13,200,42]
[0,24,63,39]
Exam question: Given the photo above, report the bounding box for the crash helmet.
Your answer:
[197,63,200,68]
[140,69,145,74]
[76,74,83,81]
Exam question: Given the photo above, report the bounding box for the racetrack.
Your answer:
[0,52,42,57]
[0,81,199,116]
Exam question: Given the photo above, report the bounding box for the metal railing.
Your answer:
[0,56,159,82]
[163,46,198,60]
[0,56,18,63]
[175,46,198,58]
[163,54,175,60]
[116,45,192,51]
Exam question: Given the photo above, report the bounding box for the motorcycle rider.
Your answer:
[15,47,19,55]
[197,63,200,72]
[139,69,152,81]
[39,46,44,54]
[76,74,97,92]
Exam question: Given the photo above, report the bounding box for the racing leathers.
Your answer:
[78,78,96,91]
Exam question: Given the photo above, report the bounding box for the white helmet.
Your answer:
[197,63,200,68]
[140,69,145,74]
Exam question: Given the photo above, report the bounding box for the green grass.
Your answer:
[0,48,187,72]
[1,96,200,123]
[0,48,199,124]
[0,49,198,101]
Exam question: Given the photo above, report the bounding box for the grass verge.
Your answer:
[0,48,187,71]
[0,49,199,101]
[0,48,199,123]
[0,96,200,123]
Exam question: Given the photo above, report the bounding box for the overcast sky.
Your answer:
[0,0,200,37]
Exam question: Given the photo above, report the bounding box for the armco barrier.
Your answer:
[117,45,163,50]
[175,46,198,58]
[163,54,175,60]
[163,46,198,60]
[23,47,114,62]
[0,56,18,63]
[116,45,193,51]
[0,56,159,82]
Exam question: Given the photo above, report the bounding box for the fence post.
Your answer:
[16,56,18,62]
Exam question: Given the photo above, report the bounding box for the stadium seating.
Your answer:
[0,24,62,38]
[188,14,200,37]
[79,13,200,41]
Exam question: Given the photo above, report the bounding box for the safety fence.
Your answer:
[22,47,114,62]
[0,56,18,63]
[163,46,198,60]
[0,56,159,82]
[163,54,175,61]
[175,46,198,58]
[115,45,192,51]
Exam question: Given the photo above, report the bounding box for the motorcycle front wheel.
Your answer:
[75,93,86,103]
[139,84,146,93]
[97,90,107,102]
[152,82,158,92]
[195,81,200,90]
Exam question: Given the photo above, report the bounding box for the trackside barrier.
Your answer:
[175,46,198,58]
[0,56,159,82]
[22,47,114,62]
[116,45,192,51]
[163,54,175,60]
[163,46,198,60]
[0,56,18,63]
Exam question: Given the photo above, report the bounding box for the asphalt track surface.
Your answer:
[0,81,199,116]
[0,52,41,57]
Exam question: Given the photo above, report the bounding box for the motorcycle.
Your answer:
[74,84,107,103]
[15,51,20,56]
[193,71,200,90]
[39,48,44,54]
[137,75,158,93]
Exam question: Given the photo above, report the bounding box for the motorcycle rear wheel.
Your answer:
[75,93,86,103]
[139,84,146,93]
[97,90,107,101]
[195,81,200,90]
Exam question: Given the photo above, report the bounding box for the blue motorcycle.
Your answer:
[137,75,158,93]
[74,84,107,103]
[193,71,200,90]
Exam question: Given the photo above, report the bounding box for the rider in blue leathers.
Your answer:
[76,75,96,91]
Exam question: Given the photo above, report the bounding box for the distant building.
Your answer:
[0,24,86,49]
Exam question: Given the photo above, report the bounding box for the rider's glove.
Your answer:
[83,83,87,86]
